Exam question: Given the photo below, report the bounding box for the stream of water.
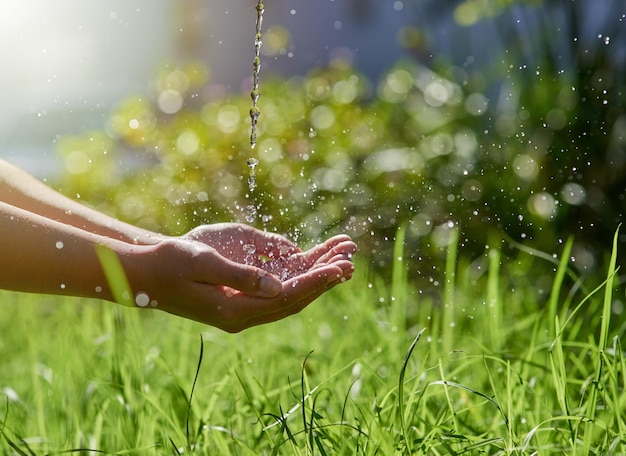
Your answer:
[249,0,264,150]
[244,0,265,224]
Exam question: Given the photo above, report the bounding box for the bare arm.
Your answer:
[0,200,122,299]
[0,158,163,245]
[0,200,356,331]
[0,159,357,331]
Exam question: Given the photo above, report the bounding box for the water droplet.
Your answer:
[279,269,290,281]
[135,292,150,307]
[244,205,257,223]
[2,387,20,403]
[243,243,257,255]
[249,0,265,149]
[55,241,64,249]
[247,157,258,192]
[248,177,256,191]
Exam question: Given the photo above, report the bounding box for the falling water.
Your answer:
[243,156,259,223]
[244,0,265,224]
[249,0,264,150]
[247,157,258,192]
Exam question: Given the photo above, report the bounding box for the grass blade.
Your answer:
[599,226,619,354]
[548,316,574,445]
[429,380,508,428]
[442,228,459,355]
[547,237,574,338]
[390,225,408,339]
[94,244,133,307]
[583,226,620,453]
[398,328,426,454]
[186,335,204,450]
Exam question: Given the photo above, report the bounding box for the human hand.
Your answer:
[127,224,356,332]
[183,223,354,281]
[182,223,300,269]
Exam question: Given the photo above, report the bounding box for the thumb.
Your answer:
[207,259,283,298]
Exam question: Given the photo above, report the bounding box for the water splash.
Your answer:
[243,157,259,223]
[243,204,257,223]
[243,243,257,255]
[243,243,257,265]
[246,157,258,192]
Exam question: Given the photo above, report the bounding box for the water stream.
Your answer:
[244,0,265,225]
[249,0,264,150]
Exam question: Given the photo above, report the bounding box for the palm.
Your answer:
[182,223,352,281]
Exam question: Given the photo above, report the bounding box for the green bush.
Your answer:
[55,54,623,280]
[56,60,482,268]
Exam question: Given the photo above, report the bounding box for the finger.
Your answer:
[322,234,353,244]
[335,259,356,280]
[228,265,346,330]
[322,253,352,264]
[288,238,346,266]
[228,263,342,316]
[298,239,356,270]
[197,255,283,298]
[310,259,355,280]
[252,234,354,266]
[234,289,329,330]
[172,263,349,332]
[268,238,355,279]
[313,240,357,265]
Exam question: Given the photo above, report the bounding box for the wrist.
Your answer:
[110,240,170,308]
[125,231,171,246]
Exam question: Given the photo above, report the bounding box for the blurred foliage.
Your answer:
[452,0,542,26]
[56,0,625,281]
[56,60,486,277]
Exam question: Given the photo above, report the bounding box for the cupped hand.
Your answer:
[183,223,355,281]
[182,223,300,267]
[128,224,357,332]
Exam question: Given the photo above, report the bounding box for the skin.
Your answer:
[0,158,356,332]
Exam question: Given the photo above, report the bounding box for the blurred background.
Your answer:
[2,0,625,282]
[1,1,173,174]
[1,0,413,175]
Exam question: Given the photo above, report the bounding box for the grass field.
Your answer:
[1,229,625,455]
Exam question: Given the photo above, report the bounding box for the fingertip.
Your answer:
[258,272,283,297]
[326,267,344,284]
[324,234,352,247]
[298,263,342,283]
[336,260,355,279]
[327,240,357,257]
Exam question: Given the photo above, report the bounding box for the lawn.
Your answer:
[1,229,625,455]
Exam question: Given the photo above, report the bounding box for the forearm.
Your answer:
[0,158,164,245]
[0,201,132,301]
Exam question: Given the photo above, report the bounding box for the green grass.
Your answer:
[1,230,625,455]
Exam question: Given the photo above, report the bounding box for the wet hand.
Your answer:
[129,225,356,332]
[182,223,300,267]
[183,223,356,282]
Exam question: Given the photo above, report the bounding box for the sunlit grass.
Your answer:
[1,230,625,454]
